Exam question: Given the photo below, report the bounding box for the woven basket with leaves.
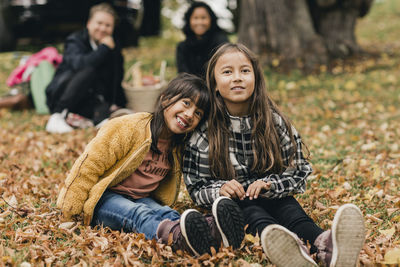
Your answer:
[122,60,167,112]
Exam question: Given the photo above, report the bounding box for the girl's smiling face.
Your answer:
[214,50,255,116]
[161,97,204,138]
[190,7,211,37]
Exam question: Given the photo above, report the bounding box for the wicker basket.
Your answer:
[122,61,167,112]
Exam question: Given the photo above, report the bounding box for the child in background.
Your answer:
[176,1,229,78]
[56,73,244,256]
[183,43,365,266]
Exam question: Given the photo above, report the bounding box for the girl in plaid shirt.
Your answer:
[183,43,365,266]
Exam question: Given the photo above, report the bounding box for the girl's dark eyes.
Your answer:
[195,110,203,118]
[221,69,251,74]
[181,99,203,117]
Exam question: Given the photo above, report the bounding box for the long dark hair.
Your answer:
[206,43,299,179]
[150,73,210,160]
[182,1,222,38]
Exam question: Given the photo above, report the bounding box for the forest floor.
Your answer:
[0,0,399,266]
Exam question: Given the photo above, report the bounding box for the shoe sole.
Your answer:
[330,204,365,267]
[261,224,318,267]
[180,209,213,256]
[212,196,244,249]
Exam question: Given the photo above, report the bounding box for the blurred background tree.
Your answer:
[0,0,376,71]
[237,0,374,71]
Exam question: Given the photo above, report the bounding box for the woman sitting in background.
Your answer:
[176,1,229,78]
[45,3,127,133]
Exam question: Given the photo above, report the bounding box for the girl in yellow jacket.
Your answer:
[56,73,244,256]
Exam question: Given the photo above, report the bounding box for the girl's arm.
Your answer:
[260,116,313,198]
[58,116,137,219]
[183,135,227,208]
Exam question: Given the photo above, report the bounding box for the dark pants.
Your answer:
[237,196,324,253]
[54,67,110,123]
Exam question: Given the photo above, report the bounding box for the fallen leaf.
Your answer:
[59,222,75,230]
[382,247,400,264]
[379,227,396,239]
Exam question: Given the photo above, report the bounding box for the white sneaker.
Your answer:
[46,112,73,133]
[261,224,318,267]
[330,204,365,267]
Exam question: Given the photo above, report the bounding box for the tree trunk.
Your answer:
[237,0,374,70]
[140,0,162,36]
[308,0,374,58]
[0,1,16,51]
[238,0,328,70]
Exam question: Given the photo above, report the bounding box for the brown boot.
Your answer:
[156,209,214,256]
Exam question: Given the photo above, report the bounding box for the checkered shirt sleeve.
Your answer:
[259,114,313,198]
[183,123,227,208]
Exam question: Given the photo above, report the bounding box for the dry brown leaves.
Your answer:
[1,50,400,266]
[1,12,400,266]
[1,60,400,265]
[0,110,269,266]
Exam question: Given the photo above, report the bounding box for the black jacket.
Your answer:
[176,31,228,78]
[46,29,126,112]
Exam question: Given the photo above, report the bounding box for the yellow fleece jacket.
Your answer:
[56,112,182,225]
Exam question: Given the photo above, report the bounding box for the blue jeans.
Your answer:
[91,190,180,240]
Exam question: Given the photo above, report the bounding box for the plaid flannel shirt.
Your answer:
[183,112,313,209]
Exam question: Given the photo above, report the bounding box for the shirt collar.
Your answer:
[89,38,98,50]
[227,112,252,132]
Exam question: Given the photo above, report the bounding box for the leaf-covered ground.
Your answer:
[1,1,400,266]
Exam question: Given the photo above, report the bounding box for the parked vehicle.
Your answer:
[0,0,143,51]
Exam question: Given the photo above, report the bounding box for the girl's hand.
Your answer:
[220,180,246,200]
[246,180,271,200]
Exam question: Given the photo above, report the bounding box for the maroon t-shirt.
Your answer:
[111,139,171,199]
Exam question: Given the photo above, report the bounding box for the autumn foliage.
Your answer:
[1,0,400,266]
